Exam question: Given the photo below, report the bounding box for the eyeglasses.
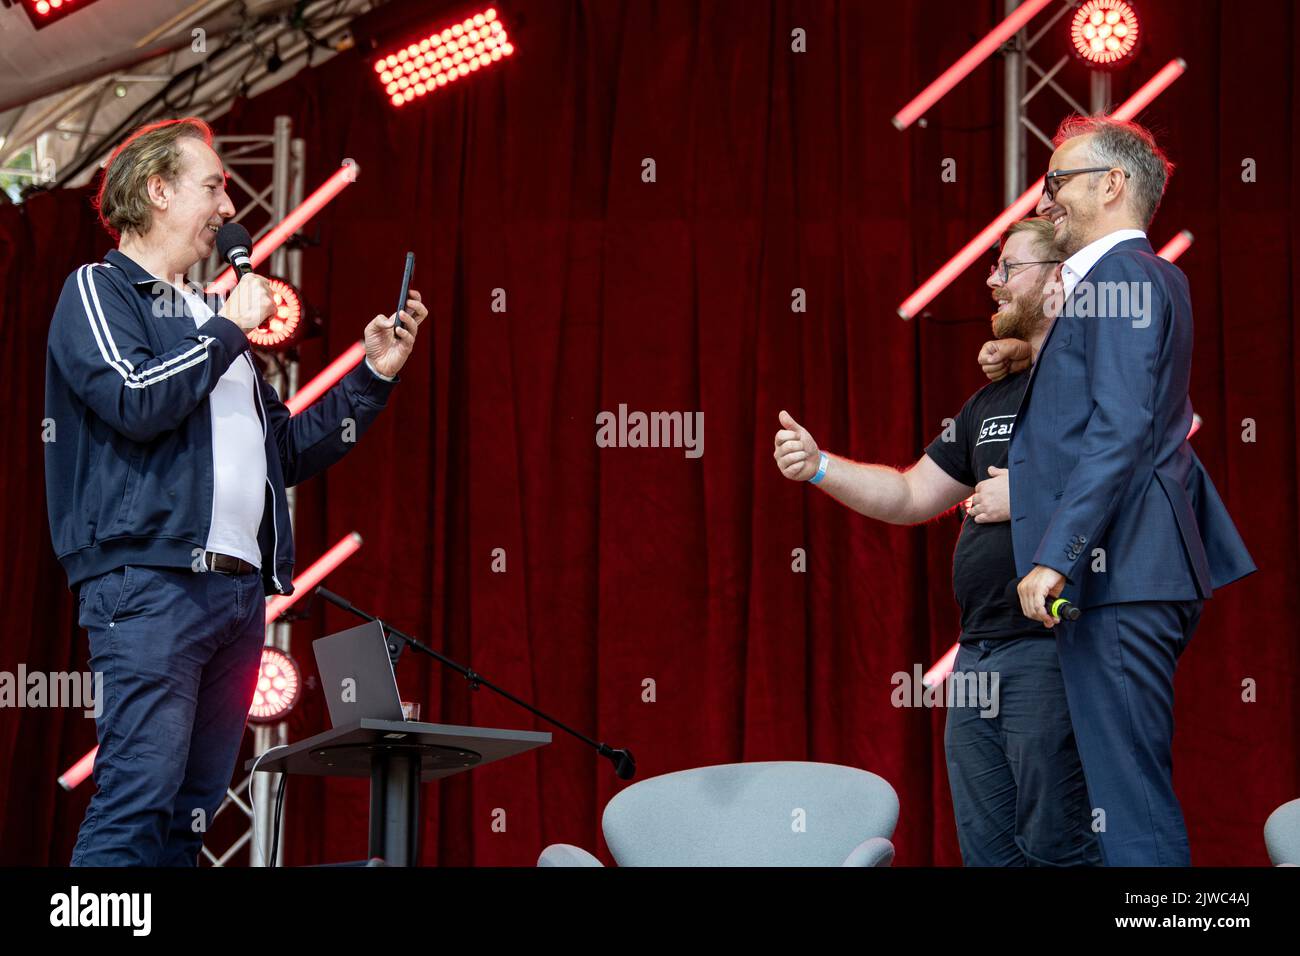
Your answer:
[989,258,1061,284]
[1042,166,1130,201]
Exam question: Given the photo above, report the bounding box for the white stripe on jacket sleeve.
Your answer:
[77,264,217,388]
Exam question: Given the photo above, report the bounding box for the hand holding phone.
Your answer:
[394,251,415,332]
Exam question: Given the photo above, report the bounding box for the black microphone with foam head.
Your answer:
[1004,578,1081,622]
[216,222,254,278]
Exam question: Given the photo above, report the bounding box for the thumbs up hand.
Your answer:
[773,409,821,481]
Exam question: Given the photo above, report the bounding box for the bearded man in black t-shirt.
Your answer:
[773,217,1101,866]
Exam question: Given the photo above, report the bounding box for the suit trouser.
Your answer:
[1054,599,1203,866]
[71,564,265,866]
[945,636,1102,866]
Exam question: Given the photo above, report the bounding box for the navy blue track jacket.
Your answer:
[44,248,397,596]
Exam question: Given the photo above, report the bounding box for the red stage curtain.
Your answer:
[0,0,1292,866]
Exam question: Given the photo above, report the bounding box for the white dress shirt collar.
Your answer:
[1059,228,1147,300]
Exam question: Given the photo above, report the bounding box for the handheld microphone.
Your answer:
[216,222,254,278]
[1004,578,1081,621]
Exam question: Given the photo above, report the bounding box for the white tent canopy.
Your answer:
[0,0,382,194]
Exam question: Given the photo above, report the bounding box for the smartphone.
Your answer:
[394,251,415,332]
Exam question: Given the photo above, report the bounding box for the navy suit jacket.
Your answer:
[1008,236,1255,607]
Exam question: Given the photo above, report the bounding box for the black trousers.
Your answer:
[944,636,1103,866]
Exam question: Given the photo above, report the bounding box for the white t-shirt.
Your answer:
[178,287,266,569]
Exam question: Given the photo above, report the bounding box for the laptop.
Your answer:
[312,620,407,728]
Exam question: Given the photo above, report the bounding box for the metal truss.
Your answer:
[198,116,305,867]
[203,772,256,865]
[1002,0,1113,204]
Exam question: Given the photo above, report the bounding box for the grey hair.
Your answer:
[1052,114,1174,228]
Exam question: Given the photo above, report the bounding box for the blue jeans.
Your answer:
[71,564,265,866]
[944,636,1103,866]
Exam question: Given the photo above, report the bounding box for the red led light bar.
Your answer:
[285,341,367,416]
[1156,229,1193,263]
[923,643,962,689]
[892,0,1054,131]
[897,59,1187,318]
[206,160,359,298]
[264,532,363,624]
[897,181,1045,320]
[1111,58,1186,122]
[57,746,97,791]
[374,6,513,107]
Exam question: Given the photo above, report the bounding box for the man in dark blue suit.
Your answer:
[1008,115,1255,865]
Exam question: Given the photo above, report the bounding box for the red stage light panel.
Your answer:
[1070,0,1140,68]
[373,6,513,106]
[20,0,103,30]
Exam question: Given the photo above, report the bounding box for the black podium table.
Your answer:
[246,719,551,865]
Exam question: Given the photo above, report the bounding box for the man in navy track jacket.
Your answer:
[44,116,428,865]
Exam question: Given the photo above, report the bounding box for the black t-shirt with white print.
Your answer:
[924,371,1049,642]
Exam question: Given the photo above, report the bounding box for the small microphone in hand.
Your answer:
[1004,578,1081,621]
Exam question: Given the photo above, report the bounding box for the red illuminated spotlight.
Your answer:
[247,277,306,351]
[374,6,514,107]
[1070,0,1140,68]
[21,0,103,30]
[248,648,302,723]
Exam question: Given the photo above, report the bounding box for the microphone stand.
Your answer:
[314,587,636,780]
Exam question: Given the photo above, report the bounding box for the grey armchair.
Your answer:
[538,761,898,867]
[1264,797,1300,865]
